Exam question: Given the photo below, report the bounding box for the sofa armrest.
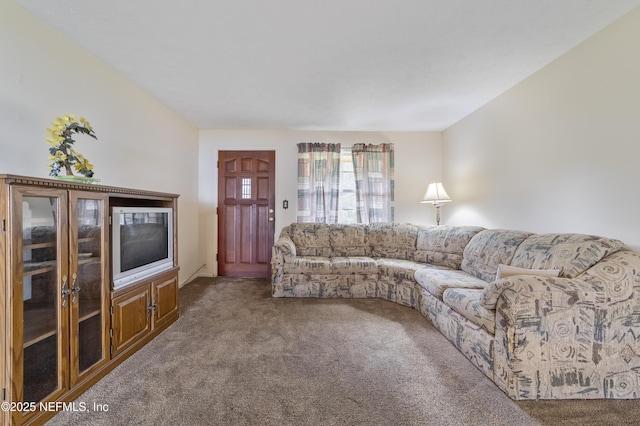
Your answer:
[493,274,636,358]
[272,236,296,261]
[480,275,621,311]
[271,236,296,284]
[491,274,640,398]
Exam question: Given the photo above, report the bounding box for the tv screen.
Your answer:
[120,221,169,272]
[112,207,173,289]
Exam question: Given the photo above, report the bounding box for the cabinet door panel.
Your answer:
[69,192,109,385]
[111,286,151,356]
[11,187,69,424]
[152,273,179,329]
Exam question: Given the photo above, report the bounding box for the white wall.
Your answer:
[0,1,201,285]
[199,130,441,276]
[443,7,640,251]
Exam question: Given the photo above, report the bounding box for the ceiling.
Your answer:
[13,0,640,131]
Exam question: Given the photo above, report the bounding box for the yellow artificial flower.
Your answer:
[74,157,94,171]
[79,117,93,131]
[50,123,65,134]
[46,135,64,146]
[46,114,97,177]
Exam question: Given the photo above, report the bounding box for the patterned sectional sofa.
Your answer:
[271,223,640,400]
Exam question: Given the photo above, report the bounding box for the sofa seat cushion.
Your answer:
[414,225,484,269]
[288,223,331,256]
[368,223,419,260]
[331,257,378,274]
[442,288,496,334]
[509,233,625,278]
[376,258,437,282]
[329,224,370,257]
[415,268,488,299]
[283,256,332,274]
[461,229,532,282]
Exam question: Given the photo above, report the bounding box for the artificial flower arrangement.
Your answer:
[46,114,97,177]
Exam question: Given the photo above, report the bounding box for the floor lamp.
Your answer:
[420,182,451,225]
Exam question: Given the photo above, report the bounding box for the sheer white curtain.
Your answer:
[351,143,394,224]
[296,143,341,223]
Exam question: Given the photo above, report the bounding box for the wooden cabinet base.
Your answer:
[20,268,179,426]
[111,269,179,357]
[21,304,178,426]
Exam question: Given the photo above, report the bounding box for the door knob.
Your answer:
[269,217,274,222]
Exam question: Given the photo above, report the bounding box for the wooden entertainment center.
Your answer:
[0,175,180,426]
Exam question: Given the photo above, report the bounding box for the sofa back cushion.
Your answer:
[510,233,625,278]
[329,224,370,256]
[288,223,331,257]
[278,225,291,239]
[368,223,419,260]
[414,225,484,269]
[462,229,532,282]
[577,249,640,303]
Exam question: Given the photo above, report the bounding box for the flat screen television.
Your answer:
[111,206,173,289]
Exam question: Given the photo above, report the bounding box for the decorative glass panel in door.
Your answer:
[70,192,108,385]
[17,189,68,404]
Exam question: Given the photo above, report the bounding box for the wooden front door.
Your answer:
[217,151,276,277]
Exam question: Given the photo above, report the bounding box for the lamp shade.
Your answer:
[420,182,451,204]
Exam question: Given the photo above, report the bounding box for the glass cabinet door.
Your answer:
[69,192,109,384]
[14,188,68,405]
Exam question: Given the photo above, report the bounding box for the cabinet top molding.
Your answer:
[0,174,179,199]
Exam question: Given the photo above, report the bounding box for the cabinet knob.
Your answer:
[61,275,70,307]
[71,273,81,304]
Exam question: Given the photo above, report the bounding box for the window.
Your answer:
[297,143,393,224]
[338,147,357,223]
[241,178,251,199]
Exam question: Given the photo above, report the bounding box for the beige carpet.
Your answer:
[47,277,640,426]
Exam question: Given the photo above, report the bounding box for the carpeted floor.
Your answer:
[47,277,640,426]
